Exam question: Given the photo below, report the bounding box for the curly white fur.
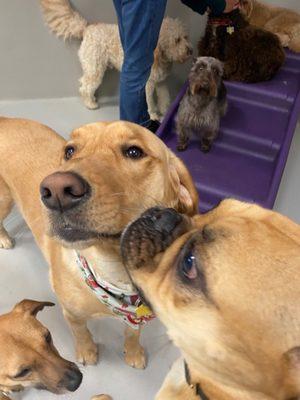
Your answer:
[40,0,193,120]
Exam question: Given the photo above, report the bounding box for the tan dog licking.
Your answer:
[121,200,300,399]
[0,300,82,399]
[0,118,198,370]
[240,0,300,52]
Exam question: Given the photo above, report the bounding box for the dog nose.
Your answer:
[62,366,83,392]
[187,47,193,56]
[40,172,90,211]
[121,207,191,270]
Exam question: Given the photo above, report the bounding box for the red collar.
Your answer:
[208,17,233,27]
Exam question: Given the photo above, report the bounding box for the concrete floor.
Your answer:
[0,96,299,400]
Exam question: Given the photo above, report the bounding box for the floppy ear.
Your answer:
[13,300,55,317]
[283,347,300,394]
[168,152,199,216]
[239,0,253,19]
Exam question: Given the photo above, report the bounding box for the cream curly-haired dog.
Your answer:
[40,0,193,120]
[240,0,300,52]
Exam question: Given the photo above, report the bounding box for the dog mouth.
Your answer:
[50,220,121,243]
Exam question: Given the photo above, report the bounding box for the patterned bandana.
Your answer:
[76,253,155,329]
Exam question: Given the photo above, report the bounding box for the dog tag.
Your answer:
[136,304,153,317]
[227,26,235,35]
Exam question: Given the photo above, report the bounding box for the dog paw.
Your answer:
[124,345,146,369]
[76,342,98,365]
[149,113,161,121]
[0,233,15,249]
[200,144,211,153]
[177,143,188,152]
[83,98,99,110]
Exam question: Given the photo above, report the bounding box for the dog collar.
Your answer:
[208,17,235,34]
[184,361,210,400]
[76,252,155,329]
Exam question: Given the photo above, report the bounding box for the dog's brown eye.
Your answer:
[14,367,31,379]
[45,331,52,344]
[64,145,75,160]
[181,252,198,280]
[124,146,145,160]
[175,37,181,44]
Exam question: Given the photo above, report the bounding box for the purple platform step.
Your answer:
[158,51,300,213]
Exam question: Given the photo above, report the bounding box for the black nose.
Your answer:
[145,207,184,235]
[62,366,83,392]
[121,207,190,270]
[40,172,90,211]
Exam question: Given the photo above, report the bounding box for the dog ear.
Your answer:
[13,300,55,317]
[168,152,199,216]
[239,0,253,19]
[283,347,300,393]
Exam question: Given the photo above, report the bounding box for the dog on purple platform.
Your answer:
[176,57,227,153]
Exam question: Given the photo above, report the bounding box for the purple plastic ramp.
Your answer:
[157,51,300,212]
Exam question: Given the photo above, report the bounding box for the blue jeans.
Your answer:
[113,0,167,125]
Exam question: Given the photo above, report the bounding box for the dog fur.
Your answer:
[240,0,300,53]
[176,57,227,153]
[0,118,198,370]
[39,0,193,120]
[121,200,300,399]
[0,300,82,399]
[198,9,285,83]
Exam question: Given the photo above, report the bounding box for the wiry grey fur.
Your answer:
[176,57,227,153]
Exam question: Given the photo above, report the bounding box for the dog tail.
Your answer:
[40,0,88,40]
[289,24,300,53]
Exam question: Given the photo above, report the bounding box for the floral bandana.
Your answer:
[76,253,155,329]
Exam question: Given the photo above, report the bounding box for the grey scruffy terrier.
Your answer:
[176,56,227,153]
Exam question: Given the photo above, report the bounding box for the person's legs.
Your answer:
[113,0,167,126]
[112,0,125,47]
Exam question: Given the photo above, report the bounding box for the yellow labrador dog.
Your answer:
[121,200,300,399]
[0,117,198,369]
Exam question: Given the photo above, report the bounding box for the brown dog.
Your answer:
[240,0,300,53]
[198,8,285,83]
[0,118,198,369]
[0,300,82,399]
[121,200,300,399]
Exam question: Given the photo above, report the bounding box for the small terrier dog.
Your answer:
[0,300,82,399]
[176,57,227,153]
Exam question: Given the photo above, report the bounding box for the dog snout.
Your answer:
[186,46,193,56]
[40,172,90,212]
[60,365,83,392]
[121,207,190,270]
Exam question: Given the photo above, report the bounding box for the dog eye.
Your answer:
[14,367,31,379]
[175,37,181,44]
[45,331,52,344]
[64,145,75,160]
[123,146,145,160]
[181,251,198,280]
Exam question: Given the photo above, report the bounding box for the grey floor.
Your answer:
[0,96,299,400]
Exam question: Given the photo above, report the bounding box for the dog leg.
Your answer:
[0,176,14,249]
[78,39,107,110]
[176,124,190,152]
[79,67,106,110]
[124,326,146,369]
[146,80,160,121]
[201,127,218,153]
[156,82,171,119]
[63,309,98,365]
